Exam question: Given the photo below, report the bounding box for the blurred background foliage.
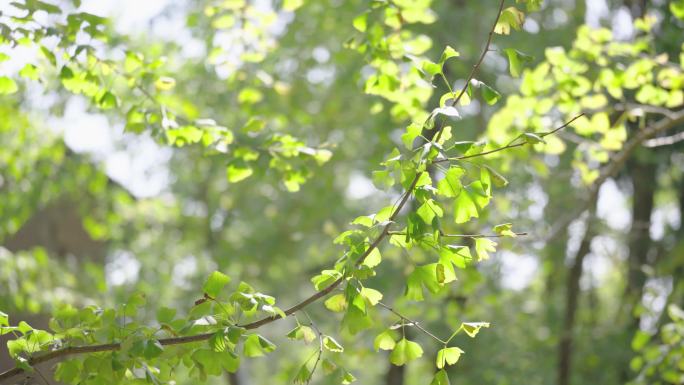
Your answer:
[0,0,683,384]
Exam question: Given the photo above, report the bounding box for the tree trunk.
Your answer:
[384,362,405,385]
[620,157,657,381]
[557,200,597,385]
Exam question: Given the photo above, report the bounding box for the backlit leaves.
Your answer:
[374,330,396,351]
[226,162,253,183]
[406,264,443,301]
[243,334,276,357]
[437,167,464,197]
[461,322,491,338]
[360,287,383,306]
[154,76,176,91]
[0,77,18,94]
[293,363,312,384]
[432,106,461,119]
[0,311,7,328]
[311,270,342,291]
[203,271,231,298]
[481,82,502,105]
[493,223,517,237]
[436,347,464,368]
[475,238,497,261]
[0,0,552,382]
[416,199,444,224]
[454,181,491,224]
[431,369,450,385]
[672,0,684,19]
[323,336,344,352]
[287,325,317,344]
[363,248,382,268]
[390,338,423,366]
[494,7,525,35]
[504,49,534,77]
[324,294,348,313]
[402,122,423,150]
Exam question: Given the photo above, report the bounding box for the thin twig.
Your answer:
[433,0,506,144]
[442,232,527,238]
[449,0,506,108]
[388,231,528,238]
[434,114,584,163]
[32,366,50,385]
[302,311,323,385]
[377,301,446,345]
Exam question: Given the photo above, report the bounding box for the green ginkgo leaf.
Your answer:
[374,330,396,351]
[436,347,464,368]
[390,338,423,366]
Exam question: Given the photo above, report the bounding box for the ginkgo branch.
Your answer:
[388,231,528,238]
[302,311,324,385]
[0,2,510,383]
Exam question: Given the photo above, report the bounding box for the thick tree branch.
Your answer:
[643,131,684,147]
[546,108,684,242]
[557,199,597,385]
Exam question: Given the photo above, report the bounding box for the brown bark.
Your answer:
[384,362,405,385]
[624,159,656,327]
[655,179,684,329]
[557,199,597,385]
[619,157,657,382]
[3,200,105,261]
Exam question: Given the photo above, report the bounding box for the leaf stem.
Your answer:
[376,301,447,345]
[434,114,584,164]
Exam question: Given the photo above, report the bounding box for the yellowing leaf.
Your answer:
[324,294,347,312]
[461,322,490,338]
[286,325,317,344]
[494,7,525,35]
[323,336,344,352]
[154,76,176,91]
[493,223,516,237]
[283,0,304,11]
